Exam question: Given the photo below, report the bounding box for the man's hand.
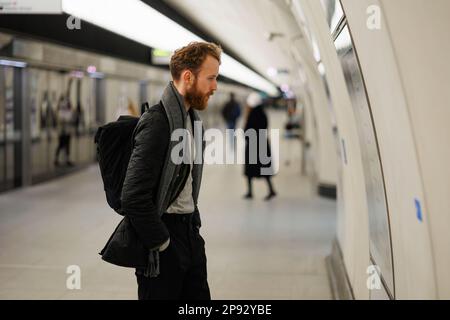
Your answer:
[159,238,170,252]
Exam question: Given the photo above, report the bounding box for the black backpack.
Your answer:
[94,103,150,215]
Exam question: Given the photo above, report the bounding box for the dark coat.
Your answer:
[100,83,204,271]
[221,99,241,126]
[244,104,274,178]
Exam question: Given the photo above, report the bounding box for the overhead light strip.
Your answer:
[61,0,278,96]
[0,59,27,68]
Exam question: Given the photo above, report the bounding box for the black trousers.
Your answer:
[135,212,210,300]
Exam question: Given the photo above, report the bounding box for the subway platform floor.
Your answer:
[0,112,336,300]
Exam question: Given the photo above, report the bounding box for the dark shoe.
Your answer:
[264,191,277,201]
[54,160,60,167]
[66,161,75,167]
[243,193,253,200]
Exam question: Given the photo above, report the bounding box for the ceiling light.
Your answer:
[62,0,278,96]
[267,67,278,78]
[87,65,97,73]
[281,84,290,93]
[0,59,27,68]
[318,62,326,76]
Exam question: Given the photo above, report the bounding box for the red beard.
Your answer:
[185,80,213,110]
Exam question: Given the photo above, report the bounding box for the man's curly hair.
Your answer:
[170,42,222,80]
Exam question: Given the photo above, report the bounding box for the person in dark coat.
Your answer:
[221,92,241,130]
[54,92,74,167]
[221,92,241,150]
[244,92,277,201]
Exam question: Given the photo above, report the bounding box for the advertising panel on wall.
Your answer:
[335,24,395,298]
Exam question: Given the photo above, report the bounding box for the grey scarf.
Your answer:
[156,81,205,217]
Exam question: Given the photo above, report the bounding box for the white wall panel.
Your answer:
[342,0,442,298]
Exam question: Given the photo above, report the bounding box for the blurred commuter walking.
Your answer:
[54,93,74,167]
[221,92,241,150]
[243,92,277,201]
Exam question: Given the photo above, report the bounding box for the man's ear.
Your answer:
[182,70,195,86]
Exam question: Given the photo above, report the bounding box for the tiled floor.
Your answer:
[0,110,336,300]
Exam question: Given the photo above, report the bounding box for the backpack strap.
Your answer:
[141,102,150,115]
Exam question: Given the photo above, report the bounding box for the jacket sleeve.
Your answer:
[121,110,170,250]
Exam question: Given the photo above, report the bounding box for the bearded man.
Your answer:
[104,42,221,300]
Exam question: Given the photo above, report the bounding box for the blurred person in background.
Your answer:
[243,92,277,201]
[54,88,74,167]
[127,98,139,117]
[221,92,241,150]
[115,96,139,118]
[284,99,302,166]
